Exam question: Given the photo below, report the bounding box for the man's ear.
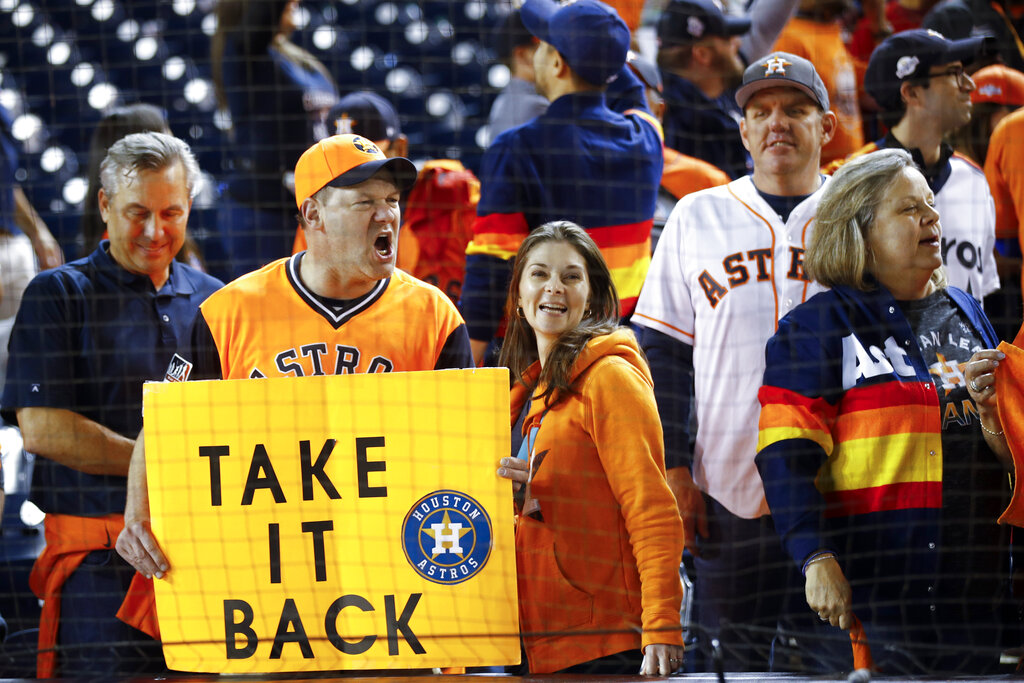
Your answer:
[391,135,409,160]
[820,110,838,146]
[691,43,714,69]
[300,196,322,232]
[552,49,571,80]
[899,80,920,108]
[98,187,110,224]
[739,117,751,153]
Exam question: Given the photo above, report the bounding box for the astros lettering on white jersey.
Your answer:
[632,175,829,519]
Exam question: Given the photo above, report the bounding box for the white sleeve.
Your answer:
[633,197,696,345]
[981,191,1000,298]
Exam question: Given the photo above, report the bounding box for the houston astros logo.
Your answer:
[763,56,791,76]
[334,113,356,135]
[402,490,493,584]
[352,135,381,155]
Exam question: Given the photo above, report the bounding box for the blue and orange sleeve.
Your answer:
[462,214,528,342]
[460,134,532,343]
[755,318,839,568]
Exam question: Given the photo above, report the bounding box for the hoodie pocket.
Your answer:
[517,514,593,639]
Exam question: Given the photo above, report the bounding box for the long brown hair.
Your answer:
[498,221,620,407]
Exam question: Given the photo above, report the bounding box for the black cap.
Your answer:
[658,0,751,48]
[865,29,991,111]
[326,91,402,143]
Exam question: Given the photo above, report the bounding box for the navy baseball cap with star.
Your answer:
[735,52,830,111]
[327,91,402,143]
[658,0,751,48]
[519,0,631,86]
[865,29,991,111]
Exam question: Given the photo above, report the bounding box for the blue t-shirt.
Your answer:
[1,242,222,515]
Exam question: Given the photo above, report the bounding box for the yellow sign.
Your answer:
[142,369,519,673]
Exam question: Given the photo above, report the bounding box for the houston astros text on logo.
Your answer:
[402,490,492,585]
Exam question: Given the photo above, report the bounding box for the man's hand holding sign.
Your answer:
[117,369,517,673]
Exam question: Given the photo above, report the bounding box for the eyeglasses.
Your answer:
[925,65,973,89]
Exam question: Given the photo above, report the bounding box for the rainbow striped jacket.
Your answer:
[755,283,997,571]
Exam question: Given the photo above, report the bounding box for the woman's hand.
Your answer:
[639,643,685,676]
[965,348,1011,464]
[965,349,1005,414]
[496,456,530,492]
[805,556,853,629]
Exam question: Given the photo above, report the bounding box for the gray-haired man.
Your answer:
[1,131,222,677]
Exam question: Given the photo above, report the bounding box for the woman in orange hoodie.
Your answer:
[496,221,685,675]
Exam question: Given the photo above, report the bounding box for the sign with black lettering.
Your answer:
[142,369,518,673]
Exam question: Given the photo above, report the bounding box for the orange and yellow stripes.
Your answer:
[759,380,944,517]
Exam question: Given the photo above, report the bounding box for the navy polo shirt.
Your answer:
[1,241,222,515]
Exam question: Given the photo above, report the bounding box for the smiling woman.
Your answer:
[495,221,685,676]
[755,148,1013,675]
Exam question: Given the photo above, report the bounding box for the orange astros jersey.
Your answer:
[166,255,473,381]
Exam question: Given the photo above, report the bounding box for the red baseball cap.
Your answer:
[971,64,1024,106]
[293,134,417,208]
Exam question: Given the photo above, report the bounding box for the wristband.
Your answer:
[802,551,836,576]
[980,421,1004,437]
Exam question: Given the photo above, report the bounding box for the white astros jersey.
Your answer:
[937,155,998,301]
[632,175,828,519]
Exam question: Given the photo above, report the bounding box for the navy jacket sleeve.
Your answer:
[169,309,224,381]
[634,324,694,471]
[755,312,838,568]
[606,63,651,116]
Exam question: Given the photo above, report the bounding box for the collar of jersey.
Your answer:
[285,252,390,329]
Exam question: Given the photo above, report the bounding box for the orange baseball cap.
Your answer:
[293,133,417,208]
[971,64,1024,106]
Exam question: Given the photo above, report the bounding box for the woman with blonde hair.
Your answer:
[757,148,1011,675]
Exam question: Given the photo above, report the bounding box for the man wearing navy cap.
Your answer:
[462,0,663,365]
[634,51,836,671]
[657,0,752,179]
[828,29,999,305]
[327,91,408,158]
[655,0,801,179]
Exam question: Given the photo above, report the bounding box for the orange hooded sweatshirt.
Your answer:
[995,328,1024,526]
[510,328,684,673]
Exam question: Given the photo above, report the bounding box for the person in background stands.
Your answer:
[211,0,338,280]
[632,53,836,671]
[827,29,999,304]
[462,0,663,366]
[486,9,550,143]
